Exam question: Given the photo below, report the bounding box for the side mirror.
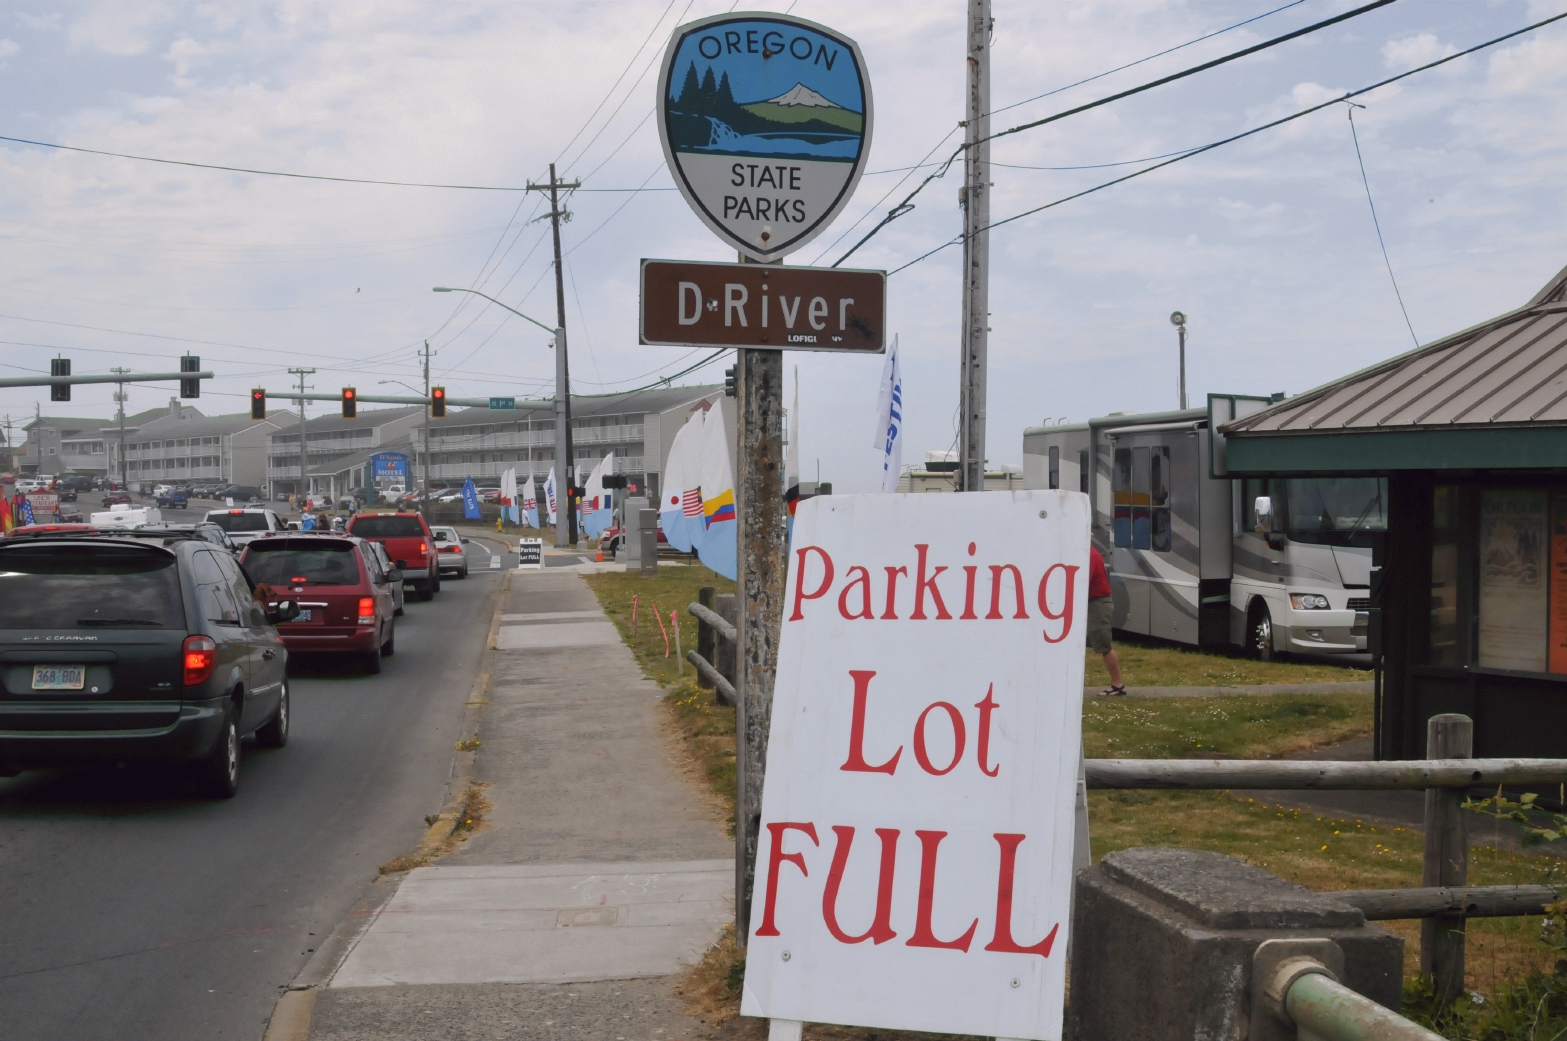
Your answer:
[269,600,301,623]
[1253,496,1273,532]
[386,568,404,583]
[461,538,471,545]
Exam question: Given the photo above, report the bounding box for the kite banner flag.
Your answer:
[697,402,736,581]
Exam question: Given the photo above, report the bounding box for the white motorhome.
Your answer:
[1022,396,1383,658]
[89,505,165,529]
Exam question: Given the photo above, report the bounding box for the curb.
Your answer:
[1088,681,1373,698]
[261,568,511,1041]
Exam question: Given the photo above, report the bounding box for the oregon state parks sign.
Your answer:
[657,13,873,263]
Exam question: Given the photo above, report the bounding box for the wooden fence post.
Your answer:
[1422,713,1472,1001]
[696,586,715,691]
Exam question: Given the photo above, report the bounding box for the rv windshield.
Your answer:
[1286,478,1387,545]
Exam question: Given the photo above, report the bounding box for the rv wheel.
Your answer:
[1250,604,1276,662]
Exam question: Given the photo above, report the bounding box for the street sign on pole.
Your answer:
[640,259,886,352]
[488,397,516,411]
[656,13,874,263]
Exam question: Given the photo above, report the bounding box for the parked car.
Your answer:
[101,491,133,509]
[0,529,298,797]
[598,522,668,557]
[368,541,406,615]
[479,488,503,504]
[54,502,84,523]
[240,533,397,673]
[144,522,239,553]
[60,475,93,493]
[156,489,190,510]
[151,484,174,498]
[344,512,439,600]
[203,507,286,550]
[430,526,470,579]
[55,486,78,502]
[217,485,263,503]
[378,485,407,504]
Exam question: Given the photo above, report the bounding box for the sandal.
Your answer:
[1098,685,1127,697]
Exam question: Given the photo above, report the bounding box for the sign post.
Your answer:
[516,538,543,570]
[741,492,1089,1039]
[653,10,878,968]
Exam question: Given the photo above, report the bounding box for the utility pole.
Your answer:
[112,367,130,489]
[958,0,992,492]
[421,341,432,496]
[289,367,316,502]
[527,163,582,547]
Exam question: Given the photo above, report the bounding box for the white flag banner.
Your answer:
[872,334,903,493]
[544,467,558,526]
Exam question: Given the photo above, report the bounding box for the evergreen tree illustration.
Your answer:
[677,61,700,107]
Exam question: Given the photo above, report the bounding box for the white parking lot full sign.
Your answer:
[742,491,1089,1040]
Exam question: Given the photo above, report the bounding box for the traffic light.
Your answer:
[251,388,266,420]
[430,386,446,418]
[180,354,201,399]
[50,357,70,402]
[341,387,357,419]
[724,366,736,397]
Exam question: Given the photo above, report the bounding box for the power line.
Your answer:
[833,0,1396,266]
[553,0,681,168]
[1346,104,1419,347]
[980,0,1397,150]
[887,9,1567,277]
[988,0,1307,117]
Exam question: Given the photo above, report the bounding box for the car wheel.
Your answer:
[394,603,404,617]
[430,573,441,596]
[256,682,289,748]
[195,703,240,798]
[1251,603,1276,662]
[381,625,395,657]
[364,644,382,674]
[457,566,468,580]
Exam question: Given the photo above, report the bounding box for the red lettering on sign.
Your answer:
[839,565,874,619]
[840,670,902,775]
[789,545,833,621]
[983,833,1060,957]
[1038,563,1079,644]
[754,822,819,937]
[987,565,1029,620]
[974,683,1001,777]
[881,566,907,619]
[821,825,900,945]
[906,830,979,952]
[911,544,952,620]
[913,702,966,776]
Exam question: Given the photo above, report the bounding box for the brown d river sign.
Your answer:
[639,258,885,353]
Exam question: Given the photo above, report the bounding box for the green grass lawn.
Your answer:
[1085,633,1371,688]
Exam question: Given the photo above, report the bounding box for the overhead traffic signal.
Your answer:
[251,388,267,420]
[430,386,446,418]
[724,366,736,397]
[341,387,357,419]
[180,354,201,399]
[50,357,71,402]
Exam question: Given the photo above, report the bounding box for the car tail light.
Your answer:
[183,635,217,686]
[357,597,375,625]
[419,540,429,558]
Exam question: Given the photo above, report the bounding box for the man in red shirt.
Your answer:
[1088,546,1125,695]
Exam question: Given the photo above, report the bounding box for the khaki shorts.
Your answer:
[1088,597,1115,654]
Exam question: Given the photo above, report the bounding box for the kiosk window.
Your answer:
[1429,485,1461,668]
[1048,447,1059,490]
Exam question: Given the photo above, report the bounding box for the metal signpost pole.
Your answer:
[422,341,432,497]
[553,324,570,549]
[959,0,992,492]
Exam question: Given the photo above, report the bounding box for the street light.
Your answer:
[432,286,573,549]
[1170,311,1188,411]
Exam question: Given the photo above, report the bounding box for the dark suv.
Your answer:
[0,532,299,797]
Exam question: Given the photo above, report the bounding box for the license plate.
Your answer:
[296,609,313,622]
[32,665,86,690]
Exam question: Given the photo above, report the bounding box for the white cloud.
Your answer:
[0,38,17,65]
[68,3,173,56]
[1382,33,1457,71]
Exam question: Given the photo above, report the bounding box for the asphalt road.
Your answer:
[0,537,512,1041]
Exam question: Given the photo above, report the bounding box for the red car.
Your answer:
[101,491,133,509]
[345,512,440,600]
[240,533,398,674]
[4,523,98,538]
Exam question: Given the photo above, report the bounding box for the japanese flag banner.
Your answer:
[742,490,1089,1040]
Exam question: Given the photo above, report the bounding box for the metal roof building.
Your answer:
[1220,262,1567,763]
[1224,261,1567,474]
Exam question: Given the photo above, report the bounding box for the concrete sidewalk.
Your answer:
[301,570,733,1041]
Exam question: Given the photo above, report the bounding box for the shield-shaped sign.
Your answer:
[658,13,873,263]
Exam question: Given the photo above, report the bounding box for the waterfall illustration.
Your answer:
[705,118,742,148]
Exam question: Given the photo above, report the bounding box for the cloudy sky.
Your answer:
[2,1,1565,489]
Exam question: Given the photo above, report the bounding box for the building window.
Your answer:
[1111,446,1151,549]
[1048,446,1059,490]
[1150,446,1171,553]
[1477,488,1550,673]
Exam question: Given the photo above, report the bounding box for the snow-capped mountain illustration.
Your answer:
[765,83,842,109]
